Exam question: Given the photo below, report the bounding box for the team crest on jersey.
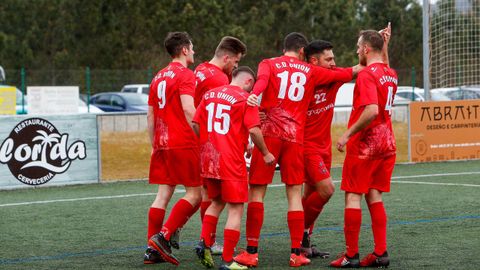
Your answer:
[0,118,87,185]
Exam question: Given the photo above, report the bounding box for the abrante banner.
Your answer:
[0,114,99,189]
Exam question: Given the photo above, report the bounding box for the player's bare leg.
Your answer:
[233,184,267,267]
[285,184,311,267]
[144,185,175,264]
[360,189,389,268]
[330,192,362,268]
[302,178,334,258]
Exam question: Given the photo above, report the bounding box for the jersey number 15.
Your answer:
[206,103,231,135]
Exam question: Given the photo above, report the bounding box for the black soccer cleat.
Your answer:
[170,228,181,249]
[148,232,179,266]
[195,239,214,268]
[300,232,330,258]
[360,251,390,268]
[143,247,165,264]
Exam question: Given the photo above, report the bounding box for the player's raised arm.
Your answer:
[312,65,354,87]
[379,22,391,67]
[248,60,271,106]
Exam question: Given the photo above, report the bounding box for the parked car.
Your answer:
[395,87,450,104]
[90,92,148,112]
[121,84,150,95]
[431,85,480,101]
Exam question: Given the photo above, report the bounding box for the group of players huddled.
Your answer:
[143,22,397,269]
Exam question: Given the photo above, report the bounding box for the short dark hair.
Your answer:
[232,66,256,82]
[359,30,384,52]
[215,36,247,57]
[164,32,192,57]
[284,32,308,52]
[304,40,334,60]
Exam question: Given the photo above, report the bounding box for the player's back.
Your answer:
[348,62,398,159]
[195,85,258,181]
[148,62,197,150]
[194,62,229,108]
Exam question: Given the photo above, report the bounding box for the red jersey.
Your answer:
[193,85,260,181]
[194,62,229,108]
[347,63,398,159]
[252,55,353,144]
[148,62,198,150]
[304,77,346,155]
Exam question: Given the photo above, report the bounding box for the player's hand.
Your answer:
[258,111,267,121]
[379,22,391,45]
[245,143,254,159]
[336,133,349,152]
[263,152,276,166]
[247,94,259,106]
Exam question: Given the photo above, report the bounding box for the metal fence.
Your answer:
[3,67,421,95]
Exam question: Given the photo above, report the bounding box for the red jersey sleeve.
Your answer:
[178,71,196,96]
[312,66,353,87]
[243,104,261,129]
[355,71,378,107]
[252,60,271,96]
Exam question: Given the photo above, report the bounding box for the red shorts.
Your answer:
[149,147,201,187]
[206,178,248,203]
[304,152,332,186]
[249,137,304,185]
[341,154,396,194]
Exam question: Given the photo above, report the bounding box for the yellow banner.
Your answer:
[0,87,16,115]
[410,100,480,162]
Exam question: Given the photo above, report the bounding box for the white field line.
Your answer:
[0,173,479,208]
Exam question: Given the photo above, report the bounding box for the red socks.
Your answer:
[223,229,240,262]
[161,199,196,240]
[147,207,165,240]
[200,201,212,221]
[368,202,387,255]
[246,202,264,247]
[344,208,362,257]
[200,214,219,247]
[303,192,327,230]
[287,211,304,249]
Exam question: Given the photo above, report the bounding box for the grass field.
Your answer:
[1,160,479,269]
[100,122,409,180]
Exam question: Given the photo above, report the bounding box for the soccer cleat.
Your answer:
[143,247,165,264]
[218,261,249,270]
[360,251,390,268]
[148,233,180,266]
[289,253,311,267]
[211,241,224,255]
[233,250,258,267]
[301,245,330,258]
[170,228,181,249]
[329,253,360,268]
[196,240,215,268]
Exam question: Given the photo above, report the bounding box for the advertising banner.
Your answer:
[0,114,99,189]
[0,86,16,115]
[410,100,480,162]
[27,86,79,114]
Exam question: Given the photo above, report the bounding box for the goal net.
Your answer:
[428,0,480,89]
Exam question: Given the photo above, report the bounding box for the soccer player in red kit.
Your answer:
[194,36,247,255]
[145,32,201,266]
[234,32,359,268]
[330,25,396,268]
[301,40,353,259]
[192,66,275,270]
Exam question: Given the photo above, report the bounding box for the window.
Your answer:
[122,88,136,93]
[95,94,111,105]
[142,87,150,94]
[111,95,125,107]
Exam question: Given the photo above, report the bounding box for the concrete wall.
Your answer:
[97,104,409,132]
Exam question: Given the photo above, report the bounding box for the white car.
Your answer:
[121,84,150,95]
[396,87,450,103]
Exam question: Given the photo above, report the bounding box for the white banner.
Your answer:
[27,86,79,114]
